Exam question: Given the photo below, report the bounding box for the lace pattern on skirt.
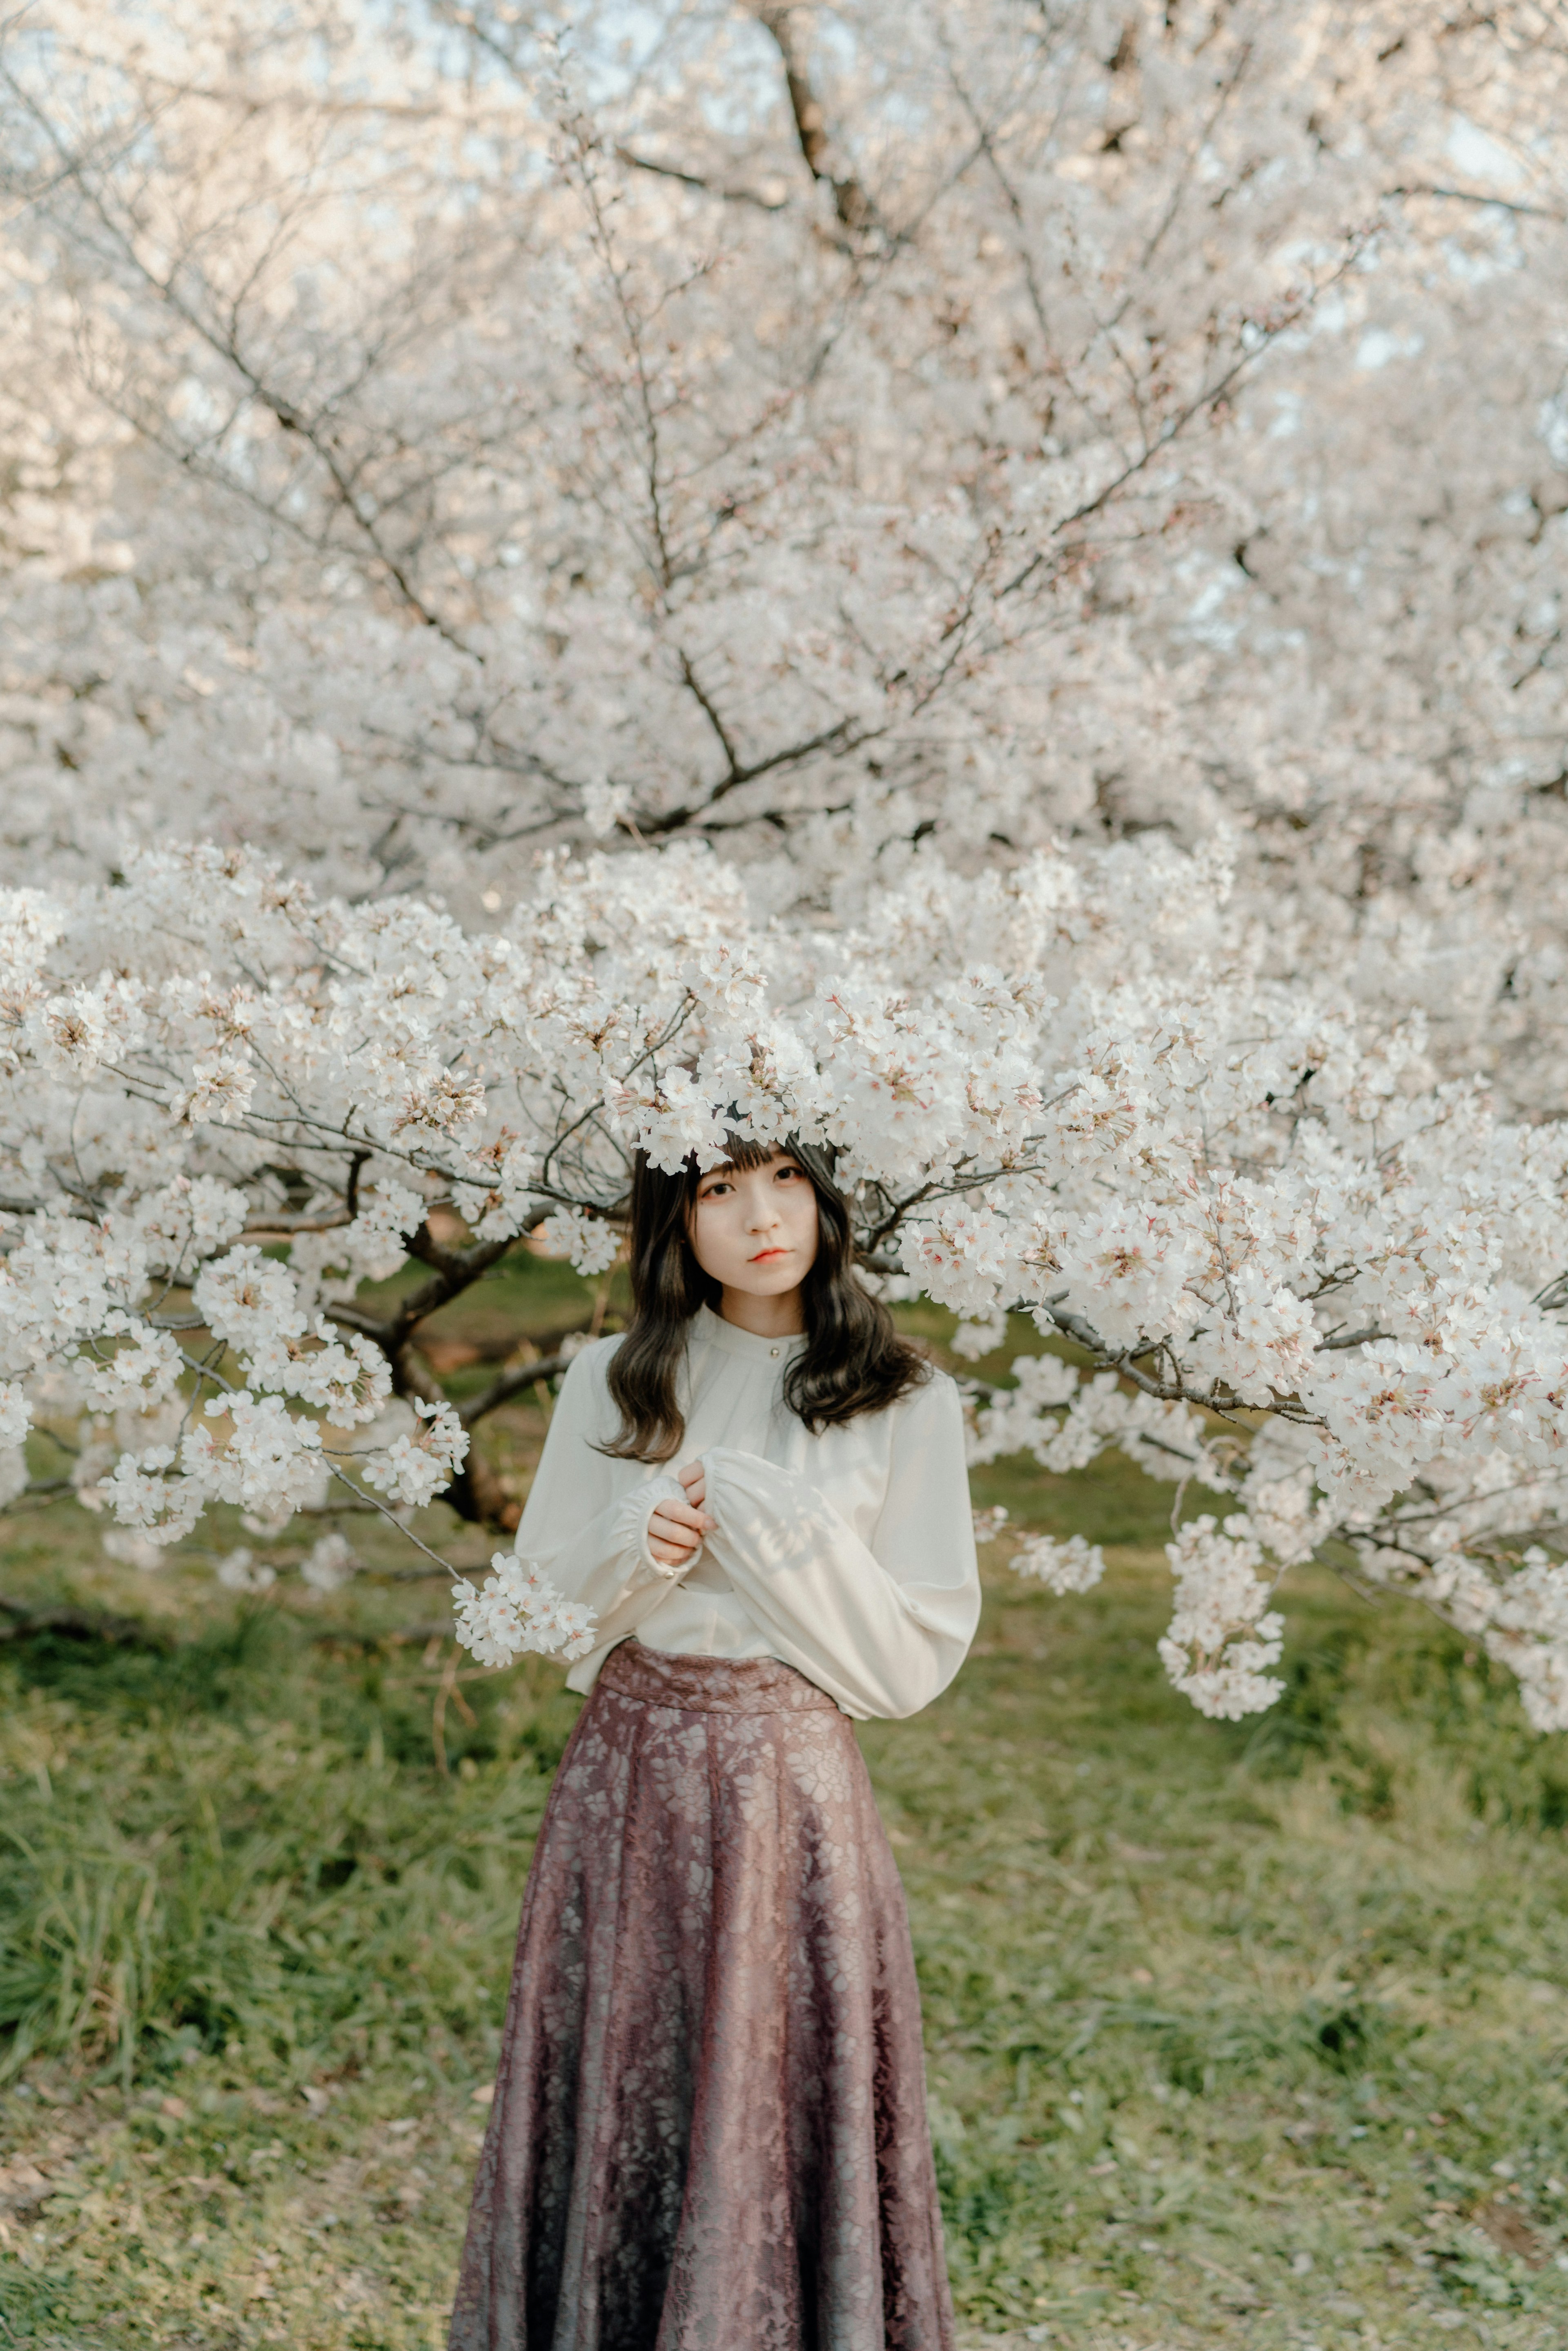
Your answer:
[448,1640,957,2351]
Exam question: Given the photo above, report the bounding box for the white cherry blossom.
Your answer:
[1010,1534,1107,1599]
[451,1553,597,1670]
[1157,1519,1287,1723]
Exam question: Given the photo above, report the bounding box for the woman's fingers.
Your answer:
[648,1527,697,1563]
[657,1494,713,1532]
[678,1458,706,1508]
[648,1497,714,1565]
[648,1513,697,1551]
[647,1479,716,1569]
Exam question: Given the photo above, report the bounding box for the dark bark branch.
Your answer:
[459,1349,572,1429]
[1011,1292,1324,1429]
[324,1301,399,1348]
[614,146,788,211]
[677,648,743,778]
[317,1219,566,1526]
[754,4,877,234]
[325,1221,519,1362]
[1386,180,1562,223]
[388,1337,508,1526]
[633,714,874,835]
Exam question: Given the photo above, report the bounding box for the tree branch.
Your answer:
[753,4,877,235]
[614,146,788,212]
[458,1348,572,1430]
[1386,180,1562,223]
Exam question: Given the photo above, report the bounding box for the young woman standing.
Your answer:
[449,1139,981,2351]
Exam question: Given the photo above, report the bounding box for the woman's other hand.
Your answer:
[649,1462,712,1569]
[678,1458,706,1513]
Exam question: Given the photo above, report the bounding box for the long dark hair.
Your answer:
[601,1136,930,1462]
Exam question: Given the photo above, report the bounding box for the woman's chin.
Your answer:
[728,1263,802,1295]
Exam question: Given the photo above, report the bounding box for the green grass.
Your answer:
[3,1290,1568,2348]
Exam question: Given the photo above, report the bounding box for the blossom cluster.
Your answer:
[1156,1518,1287,1723]
[1009,1533,1107,1598]
[450,1553,596,1669]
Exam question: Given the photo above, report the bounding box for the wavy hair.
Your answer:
[600,1136,929,1462]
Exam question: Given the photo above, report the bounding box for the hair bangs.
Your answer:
[687,1132,780,1186]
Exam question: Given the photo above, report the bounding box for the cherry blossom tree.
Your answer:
[4,2,1568,1726]
[5,833,1568,1727]
[4,0,1561,977]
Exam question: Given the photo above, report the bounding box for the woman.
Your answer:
[450,1137,981,2351]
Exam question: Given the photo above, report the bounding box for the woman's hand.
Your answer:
[678,1458,706,1513]
[648,1460,713,1569]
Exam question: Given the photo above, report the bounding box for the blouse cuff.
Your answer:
[632,1475,690,1578]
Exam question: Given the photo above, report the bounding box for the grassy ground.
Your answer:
[3,1268,1568,2348]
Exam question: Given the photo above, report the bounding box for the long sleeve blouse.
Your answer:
[511,1304,981,1720]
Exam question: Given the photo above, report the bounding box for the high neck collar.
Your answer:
[693,1302,808,1362]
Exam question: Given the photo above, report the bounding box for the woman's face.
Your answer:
[686,1150,821,1300]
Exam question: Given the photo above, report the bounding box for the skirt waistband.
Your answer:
[598,1639,842,1716]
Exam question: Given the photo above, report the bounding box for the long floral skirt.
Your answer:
[448,1639,956,2351]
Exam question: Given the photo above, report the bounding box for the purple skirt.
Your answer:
[449,1640,956,2351]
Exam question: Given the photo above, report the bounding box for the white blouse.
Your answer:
[512,1304,981,1720]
